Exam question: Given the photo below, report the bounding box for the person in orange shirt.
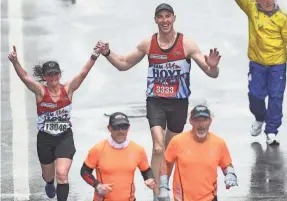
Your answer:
[80,112,156,201]
[164,105,238,201]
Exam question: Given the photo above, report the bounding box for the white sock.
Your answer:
[159,175,169,197]
[160,175,168,187]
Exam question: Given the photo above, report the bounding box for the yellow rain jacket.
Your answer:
[236,0,287,66]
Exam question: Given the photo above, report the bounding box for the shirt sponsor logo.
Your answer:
[173,51,182,56]
[150,54,167,60]
[40,102,57,108]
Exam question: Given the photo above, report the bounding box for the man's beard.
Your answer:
[196,130,208,139]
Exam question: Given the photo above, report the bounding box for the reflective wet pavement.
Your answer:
[1,0,287,200]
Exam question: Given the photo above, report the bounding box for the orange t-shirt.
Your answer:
[165,131,232,201]
[84,139,150,201]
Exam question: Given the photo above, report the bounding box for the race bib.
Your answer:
[154,81,179,97]
[44,121,69,135]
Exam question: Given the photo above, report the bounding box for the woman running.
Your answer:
[8,45,101,201]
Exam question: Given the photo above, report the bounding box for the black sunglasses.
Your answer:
[111,124,130,131]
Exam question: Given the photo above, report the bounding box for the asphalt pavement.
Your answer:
[1,0,287,200]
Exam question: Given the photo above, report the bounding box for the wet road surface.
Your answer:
[1,0,287,200]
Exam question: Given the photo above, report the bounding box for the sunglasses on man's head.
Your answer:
[194,106,209,113]
[195,106,207,111]
[111,124,130,131]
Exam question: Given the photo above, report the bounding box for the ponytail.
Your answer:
[32,64,45,82]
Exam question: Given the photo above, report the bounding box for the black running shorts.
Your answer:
[146,97,189,133]
[37,128,76,165]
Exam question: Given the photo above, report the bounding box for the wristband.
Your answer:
[103,49,111,57]
[90,52,100,61]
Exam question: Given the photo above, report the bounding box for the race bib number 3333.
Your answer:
[154,84,178,97]
[44,121,69,135]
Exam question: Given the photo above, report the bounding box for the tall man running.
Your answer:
[234,0,287,145]
[96,3,222,200]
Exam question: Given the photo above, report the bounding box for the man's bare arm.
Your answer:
[184,37,219,78]
[103,38,150,71]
